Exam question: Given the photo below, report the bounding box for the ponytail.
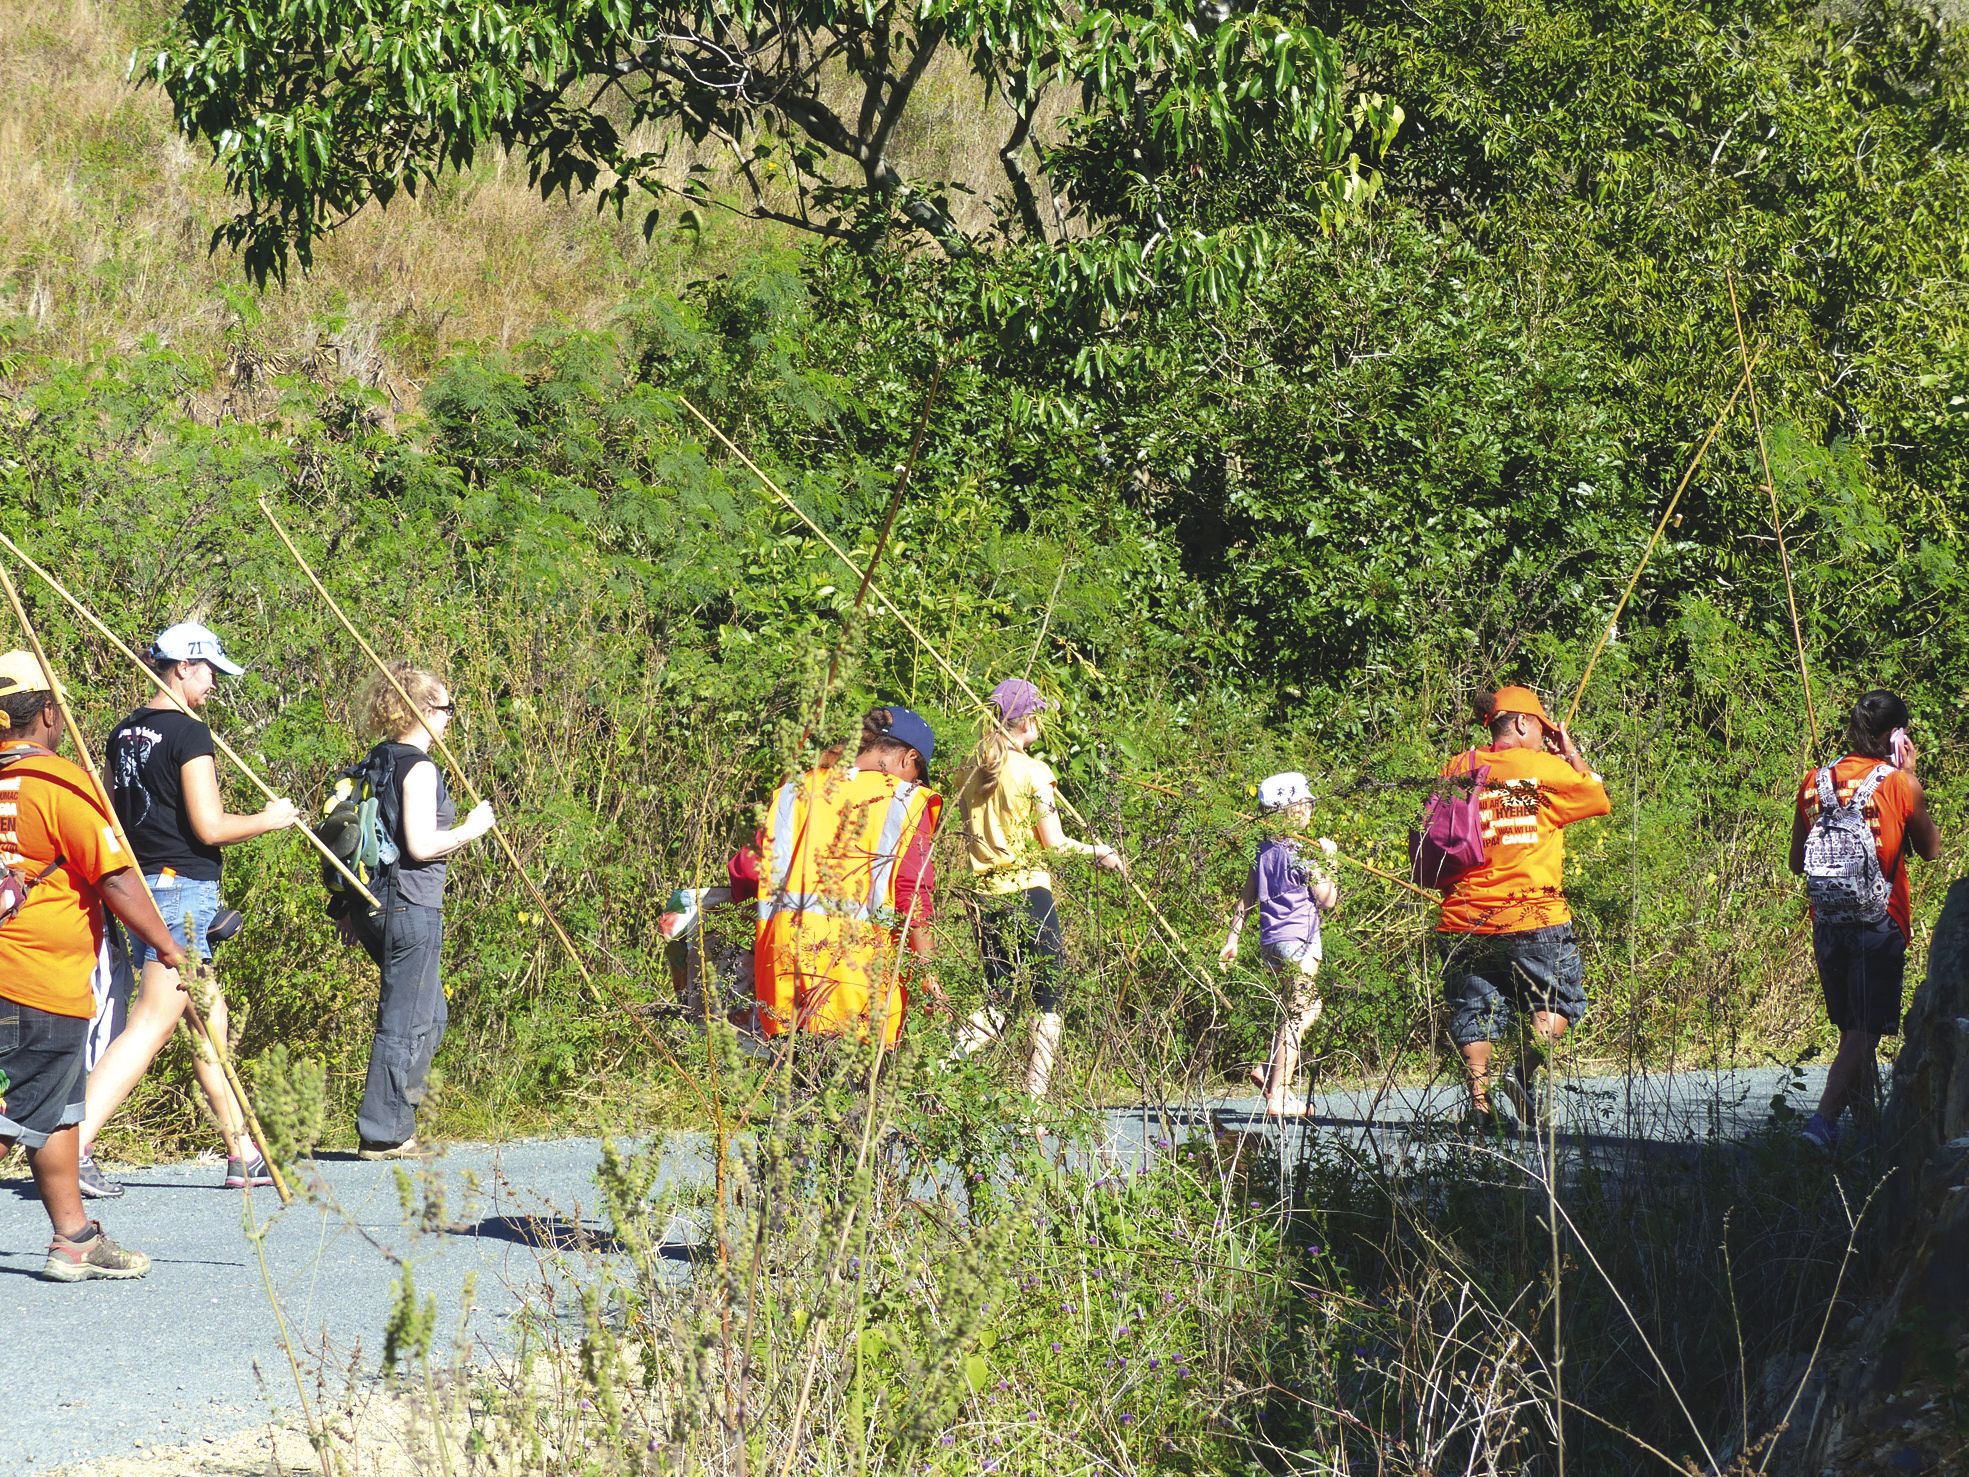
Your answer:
[1845,689,1910,762]
[965,720,1014,803]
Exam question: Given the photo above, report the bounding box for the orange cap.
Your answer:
[1489,685,1554,728]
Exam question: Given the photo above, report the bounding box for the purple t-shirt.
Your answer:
[1254,838,1323,956]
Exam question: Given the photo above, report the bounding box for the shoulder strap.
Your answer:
[1815,765,1840,813]
[0,743,57,769]
[1852,762,1896,807]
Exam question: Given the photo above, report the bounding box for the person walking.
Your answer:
[1436,686,1610,1132]
[0,652,183,1279]
[756,705,941,1046]
[953,679,1124,1100]
[78,623,298,1195]
[342,664,494,1159]
[1219,772,1339,1117]
[1790,690,1940,1152]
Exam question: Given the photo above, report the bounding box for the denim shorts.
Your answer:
[1813,917,1907,1036]
[1439,923,1587,1047]
[1261,937,1323,972]
[0,997,89,1148]
[140,873,222,966]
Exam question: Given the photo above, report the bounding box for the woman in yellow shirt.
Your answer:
[954,679,1123,1099]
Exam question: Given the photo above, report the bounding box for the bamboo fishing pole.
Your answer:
[0,562,292,1204]
[1564,346,1762,729]
[1726,270,1817,742]
[676,396,1233,1011]
[253,498,604,1004]
[0,533,379,910]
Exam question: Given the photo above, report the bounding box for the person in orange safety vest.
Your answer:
[755,705,940,1046]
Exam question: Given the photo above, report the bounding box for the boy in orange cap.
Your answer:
[1435,685,1610,1131]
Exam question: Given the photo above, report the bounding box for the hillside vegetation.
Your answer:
[2,0,1967,1151]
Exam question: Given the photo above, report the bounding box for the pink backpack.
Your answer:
[1410,750,1491,891]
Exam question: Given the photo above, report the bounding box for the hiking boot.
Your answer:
[41,1222,150,1282]
[224,1151,275,1189]
[1799,1112,1839,1153]
[357,1137,431,1161]
[76,1151,124,1199]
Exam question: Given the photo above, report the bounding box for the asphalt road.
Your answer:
[9,1064,1828,1474]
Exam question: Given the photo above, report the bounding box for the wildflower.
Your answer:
[1051,1341,1061,1352]
[941,1435,955,1447]
[1147,1358,1158,1369]
[1119,1413,1135,1426]
[1027,1410,1040,1422]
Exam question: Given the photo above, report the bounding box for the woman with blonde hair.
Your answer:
[954,679,1123,1100]
[342,663,493,1158]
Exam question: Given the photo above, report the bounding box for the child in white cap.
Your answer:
[1219,772,1338,1117]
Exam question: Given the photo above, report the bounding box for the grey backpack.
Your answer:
[1802,763,1895,925]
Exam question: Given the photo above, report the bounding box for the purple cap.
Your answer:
[990,678,1052,726]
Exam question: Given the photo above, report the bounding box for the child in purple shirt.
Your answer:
[1219,772,1339,1116]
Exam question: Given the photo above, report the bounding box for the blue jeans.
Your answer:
[139,874,222,965]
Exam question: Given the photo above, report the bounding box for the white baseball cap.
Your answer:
[1257,771,1313,812]
[151,622,244,676]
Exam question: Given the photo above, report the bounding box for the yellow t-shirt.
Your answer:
[959,748,1057,895]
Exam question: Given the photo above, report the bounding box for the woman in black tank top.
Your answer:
[346,663,494,1158]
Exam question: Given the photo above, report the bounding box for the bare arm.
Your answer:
[181,753,296,846]
[1906,774,1942,862]
[99,868,183,970]
[401,761,494,862]
[1219,872,1260,965]
[1034,785,1123,871]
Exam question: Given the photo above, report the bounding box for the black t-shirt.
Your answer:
[106,706,222,882]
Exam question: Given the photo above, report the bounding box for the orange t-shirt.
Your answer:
[0,745,130,1017]
[1437,746,1612,935]
[1795,755,1918,940]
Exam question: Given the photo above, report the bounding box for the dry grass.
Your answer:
[0,0,710,381]
[0,0,1063,391]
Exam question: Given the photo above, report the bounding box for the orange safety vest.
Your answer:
[754,765,940,1045]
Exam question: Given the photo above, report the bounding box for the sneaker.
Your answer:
[1800,1112,1840,1153]
[1497,1070,1543,1135]
[76,1152,124,1200]
[224,1152,275,1189]
[357,1137,431,1161]
[41,1221,150,1282]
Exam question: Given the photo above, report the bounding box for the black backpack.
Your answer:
[315,745,402,914]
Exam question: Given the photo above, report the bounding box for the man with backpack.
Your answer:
[0,652,185,1280]
[1433,686,1611,1132]
[1790,690,1941,1152]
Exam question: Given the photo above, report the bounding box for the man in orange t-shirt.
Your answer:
[1788,690,1940,1152]
[1437,686,1611,1129]
[0,652,182,1281]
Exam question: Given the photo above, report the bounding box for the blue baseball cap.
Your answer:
[879,704,935,768]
